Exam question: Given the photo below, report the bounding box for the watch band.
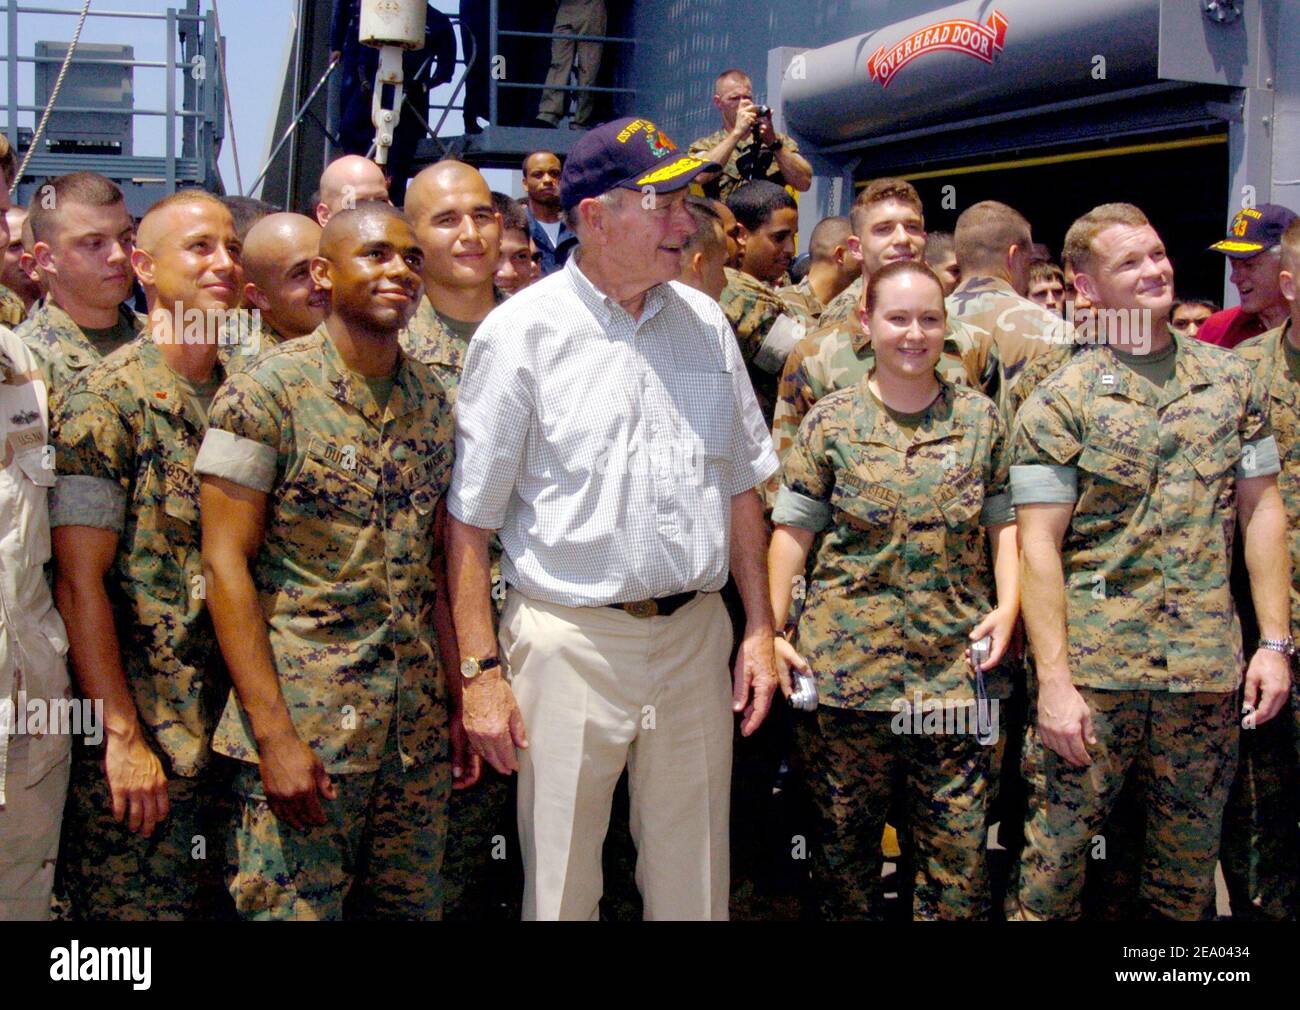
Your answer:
[1258,637,1296,657]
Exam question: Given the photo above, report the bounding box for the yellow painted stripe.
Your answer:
[856,135,1227,186]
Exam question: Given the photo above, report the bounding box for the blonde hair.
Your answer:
[1062,203,1150,276]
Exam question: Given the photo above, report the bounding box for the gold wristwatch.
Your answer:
[460,655,501,681]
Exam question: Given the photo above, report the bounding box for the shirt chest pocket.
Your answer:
[1184,429,1241,486]
[830,476,898,554]
[282,438,378,525]
[1075,439,1155,527]
[936,466,985,528]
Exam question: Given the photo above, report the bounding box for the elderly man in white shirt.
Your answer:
[0,323,73,920]
[447,117,784,921]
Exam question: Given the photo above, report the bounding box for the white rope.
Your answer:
[12,0,94,195]
[209,0,244,196]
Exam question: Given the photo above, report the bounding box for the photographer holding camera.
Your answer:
[689,69,812,203]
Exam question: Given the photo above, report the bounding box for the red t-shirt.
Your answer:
[1193,306,1267,349]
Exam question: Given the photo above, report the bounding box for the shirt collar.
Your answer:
[566,254,668,327]
[319,324,422,426]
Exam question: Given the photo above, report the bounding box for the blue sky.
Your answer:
[1,0,510,199]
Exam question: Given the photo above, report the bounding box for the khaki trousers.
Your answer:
[536,0,606,126]
[0,734,70,920]
[500,588,733,920]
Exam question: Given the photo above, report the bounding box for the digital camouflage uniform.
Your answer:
[1223,323,1300,919]
[49,337,230,920]
[771,311,997,469]
[194,329,455,921]
[216,309,293,375]
[0,283,28,328]
[686,128,801,203]
[720,266,801,427]
[773,376,1014,919]
[818,275,863,329]
[399,291,517,919]
[1009,334,1281,919]
[777,276,826,329]
[17,299,142,405]
[946,275,1066,419]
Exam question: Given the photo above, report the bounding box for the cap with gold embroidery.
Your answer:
[559,116,719,213]
[1210,203,1297,258]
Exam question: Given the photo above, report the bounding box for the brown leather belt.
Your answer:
[607,590,699,619]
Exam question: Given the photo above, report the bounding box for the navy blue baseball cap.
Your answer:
[1210,203,1298,258]
[560,116,718,213]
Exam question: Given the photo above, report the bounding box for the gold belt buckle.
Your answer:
[625,599,658,618]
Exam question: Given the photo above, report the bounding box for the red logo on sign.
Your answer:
[867,10,1009,89]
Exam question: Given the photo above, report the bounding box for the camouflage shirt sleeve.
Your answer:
[49,388,130,531]
[1237,360,1280,480]
[1009,381,1083,506]
[980,407,1015,527]
[771,338,817,463]
[772,404,833,532]
[194,372,284,493]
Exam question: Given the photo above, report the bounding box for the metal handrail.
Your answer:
[15,5,201,19]
[497,31,636,45]
[6,3,223,193]
[496,83,635,94]
[16,55,172,68]
[10,104,203,117]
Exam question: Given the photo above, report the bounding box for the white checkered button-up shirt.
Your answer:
[448,255,779,607]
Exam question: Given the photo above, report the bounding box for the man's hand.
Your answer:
[463,673,527,775]
[1037,678,1095,767]
[104,724,170,837]
[258,730,336,831]
[450,707,483,790]
[1243,648,1292,727]
[733,625,780,736]
[732,100,759,139]
[756,112,777,146]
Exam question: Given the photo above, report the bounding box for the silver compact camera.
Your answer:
[968,634,993,669]
[788,669,818,712]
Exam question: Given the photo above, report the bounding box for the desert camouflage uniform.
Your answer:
[720,266,802,426]
[49,337,230,920]
[1009,334,1281,919]
[194,328,455,920]
[17,299,142,403]
[1220,323,1300,919]
[777,276,825,329]
[774,376,1014,919]
[770,312,997,468]
[687,128,802,203]
[0,283,27,327]
[399,291,514,919]
[947,275,1065,418]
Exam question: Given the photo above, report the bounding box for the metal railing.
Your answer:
[486,0,637,128]
[3,2,223,192]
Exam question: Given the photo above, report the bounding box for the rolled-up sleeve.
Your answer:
[51,389,131,531]
[447,328,533,529]
[1009,383,1083,506]
[195,373,284,492]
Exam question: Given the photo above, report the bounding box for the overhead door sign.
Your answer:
[867,10,1009,89]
